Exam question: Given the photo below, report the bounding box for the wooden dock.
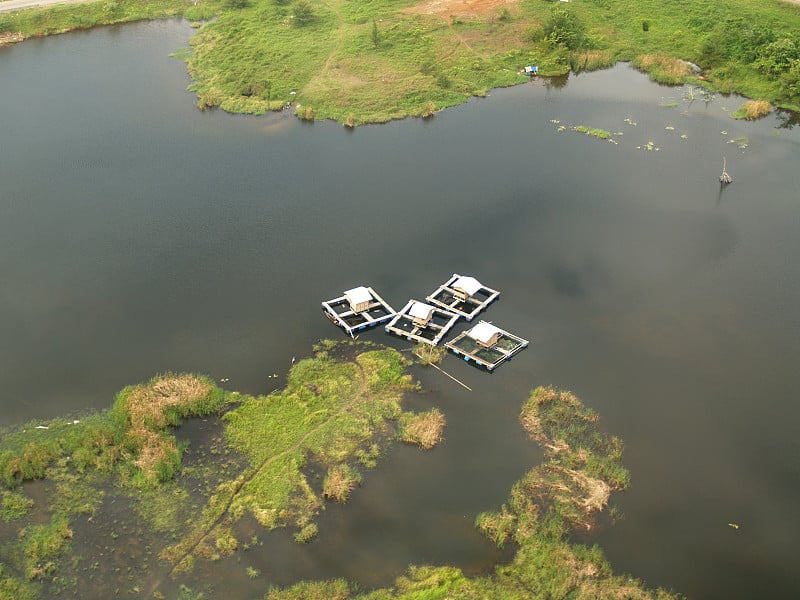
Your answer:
[384,300,460,346]
[445,321,528,371]
[321,286,396,337]
[425,274,500,321]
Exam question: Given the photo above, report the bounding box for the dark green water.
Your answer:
[1,19,799,599]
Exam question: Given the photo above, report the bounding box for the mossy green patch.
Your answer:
[161,344,419,569]
[0,491,33,522]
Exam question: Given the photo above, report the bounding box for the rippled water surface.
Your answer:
[1,19,799,598]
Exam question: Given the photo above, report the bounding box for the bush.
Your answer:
[293,0,314,26]
[543,6,586,51]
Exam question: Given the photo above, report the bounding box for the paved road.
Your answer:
[0,0,98,13]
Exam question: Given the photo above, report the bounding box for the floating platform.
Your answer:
[425,274,500,321]
[384,300,460,346]
[445,321,528,371]
[322,286,396,337]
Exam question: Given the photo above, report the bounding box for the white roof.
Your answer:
[344,286,372,305]
[453,275,482,296]
[408,301,435,320]
[467,322,502,344]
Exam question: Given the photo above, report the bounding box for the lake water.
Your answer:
[1,19,799,599]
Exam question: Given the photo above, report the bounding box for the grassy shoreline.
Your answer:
[0,345,681,598]
[0,341,441,598]
[1,0,799,123]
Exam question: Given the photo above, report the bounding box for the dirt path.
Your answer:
[0,0,97,13]
[157,361,373,584]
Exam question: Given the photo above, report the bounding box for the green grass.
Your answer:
[574,125,612,139]
[159,344,428,571]
[3,0,800,120]
[0,491,33,522]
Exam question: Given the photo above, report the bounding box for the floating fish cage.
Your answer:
[384,300,460,346]
[445,321,528,371]
[426,274,500,321]
[322,286,396,337]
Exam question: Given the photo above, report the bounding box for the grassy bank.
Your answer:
[0,341,445,598]
[2,0,799,122]
[266,386,680,600]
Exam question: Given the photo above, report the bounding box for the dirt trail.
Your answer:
[0,0,97,14]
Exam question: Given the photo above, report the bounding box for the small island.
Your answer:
[1,0,799,123]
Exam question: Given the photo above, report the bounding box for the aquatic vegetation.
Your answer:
[573,125,612,140]
[323,464,362,503]
[266,386,678,600]
[728,136,749,149]
[413,345,447,366]
[398,408,446,450]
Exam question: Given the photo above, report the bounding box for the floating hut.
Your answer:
[385,300,460,346]
[445,321,528,371]
[425,274,500,321]
[322,286,396,337]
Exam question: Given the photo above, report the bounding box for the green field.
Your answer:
[1,0,799,123]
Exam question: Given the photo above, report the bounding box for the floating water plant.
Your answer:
[728,136,749,149]
[573,125,612,140]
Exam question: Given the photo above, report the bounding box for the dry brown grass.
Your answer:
[400,408,446,450]
[322,464,361,503]
[0,32,24,46]
[121,374,214,481]
[633,54,691,84]
[125,375,213,431]
[737,99,772,120]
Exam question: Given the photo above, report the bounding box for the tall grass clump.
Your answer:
[570,50,614,73]
[632,54,691,85]
[322,464,361,503]
[732,99,772,120]
[399,408,445,450]
[110,373,225,484]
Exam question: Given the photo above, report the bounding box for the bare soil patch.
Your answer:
[405,0,519,19]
